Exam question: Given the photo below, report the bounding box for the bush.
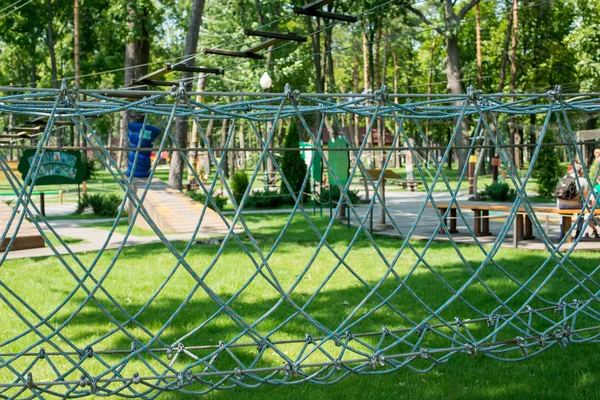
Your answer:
[280,121,309,197]
[532,130,561,197]
[245,189,294,209]
[478,182,516,202]
[77,194,121,216]
[185,190,228,211]
[320,186,360,205]
[231,171,250,204]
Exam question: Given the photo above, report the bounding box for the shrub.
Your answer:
[77,194,121,216]
[479,182,516,202]
[320,186,360,205]
[532,130,561,197]
[185,190,228,211]
[245,189,293,209]
[231,171,250,204]
[280,121,309,197]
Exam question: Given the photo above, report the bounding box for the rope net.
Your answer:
[0,83,599,398]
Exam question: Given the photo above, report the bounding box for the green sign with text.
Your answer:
[18,150,87,185]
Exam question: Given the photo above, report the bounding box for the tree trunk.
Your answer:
[508,0,519,169]
[188,73,206,182]
[375,26,384,169]
[46,0,58,89]
[363,33,374,169]
[120,3,151,170]
[169,0,206,190]
[392,49,401,168]
[476,4,483,90]
[426,37,438,167]
[445,35,469,172]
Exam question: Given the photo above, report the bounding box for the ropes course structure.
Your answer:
[0,82,600,398]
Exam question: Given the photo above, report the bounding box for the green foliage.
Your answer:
[84,158,101,181]
[245,189,293,209]
[479,182,516,202]
[231,171,250,204]
[280,121,309,197]
[185,190,228,211]
[320,186,360,205]
[77,194,121,216]
[532,131,562,197]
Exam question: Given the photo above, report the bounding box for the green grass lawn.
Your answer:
[81,219,170,236]
[1,212,598,399]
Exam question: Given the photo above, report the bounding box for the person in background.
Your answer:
[557,163,598,238]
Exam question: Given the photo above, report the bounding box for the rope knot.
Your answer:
[256,338,271,351]
[332,333,342,347]
[344,331,354,341]
[26,372,33,389]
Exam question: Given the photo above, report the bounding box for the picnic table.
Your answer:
[429,201,600,246]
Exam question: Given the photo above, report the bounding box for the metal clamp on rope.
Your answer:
[333,333,342,347]
[234,367,243,379]
[419,348,429,359]
[374,84,388,104]
[284,83,300,103]
[466,85,482,104]
[185,370,194,383]
[537,334,548,347]
[132,372,141,384]
[515,336,527,357]
[38,347,46,360]
[381,325,390,337]
[344,331,354,341]
[464,343,478,357]
[454,317,464,328]
[571,299,583,308]
[305,333,314,344]
[177,372,184,388]
[79,374,87,388]
[170,82,186,99]
[547,85,561,102]
[256,338,271,351]
[487,313,499,328]
[26,373,33,389]
[166,345,173,360]
[555,300,565,315]
[90,378,97,394]
[416,322,430,336]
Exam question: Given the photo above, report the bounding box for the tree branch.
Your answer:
[405,5,444,35]
[458,0,481,20]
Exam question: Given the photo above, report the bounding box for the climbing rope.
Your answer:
[0,82,599,398]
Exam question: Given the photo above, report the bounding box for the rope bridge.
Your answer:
[0,82,599,398]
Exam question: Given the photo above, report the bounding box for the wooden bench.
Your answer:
[428,201,600,245]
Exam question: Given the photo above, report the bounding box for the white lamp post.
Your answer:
[260,72,272,190]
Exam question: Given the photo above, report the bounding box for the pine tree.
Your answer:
[532,131,561,197]
[280,121,309,197]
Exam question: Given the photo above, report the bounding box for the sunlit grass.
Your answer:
[0,214,599,399]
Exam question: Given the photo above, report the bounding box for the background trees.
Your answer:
[0,0,598,188]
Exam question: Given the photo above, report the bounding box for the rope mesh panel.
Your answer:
[0,84,599,398]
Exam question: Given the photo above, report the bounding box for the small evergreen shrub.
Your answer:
[231,171,250,204]
[479,182,516,202]
[77,194,121,216]
[185,190,228,211]
[280,121,310,197]
[245,189,294,209]
[532,131,561,197]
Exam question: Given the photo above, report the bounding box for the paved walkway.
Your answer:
[3,218,232,260]
[348,191,600,252]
